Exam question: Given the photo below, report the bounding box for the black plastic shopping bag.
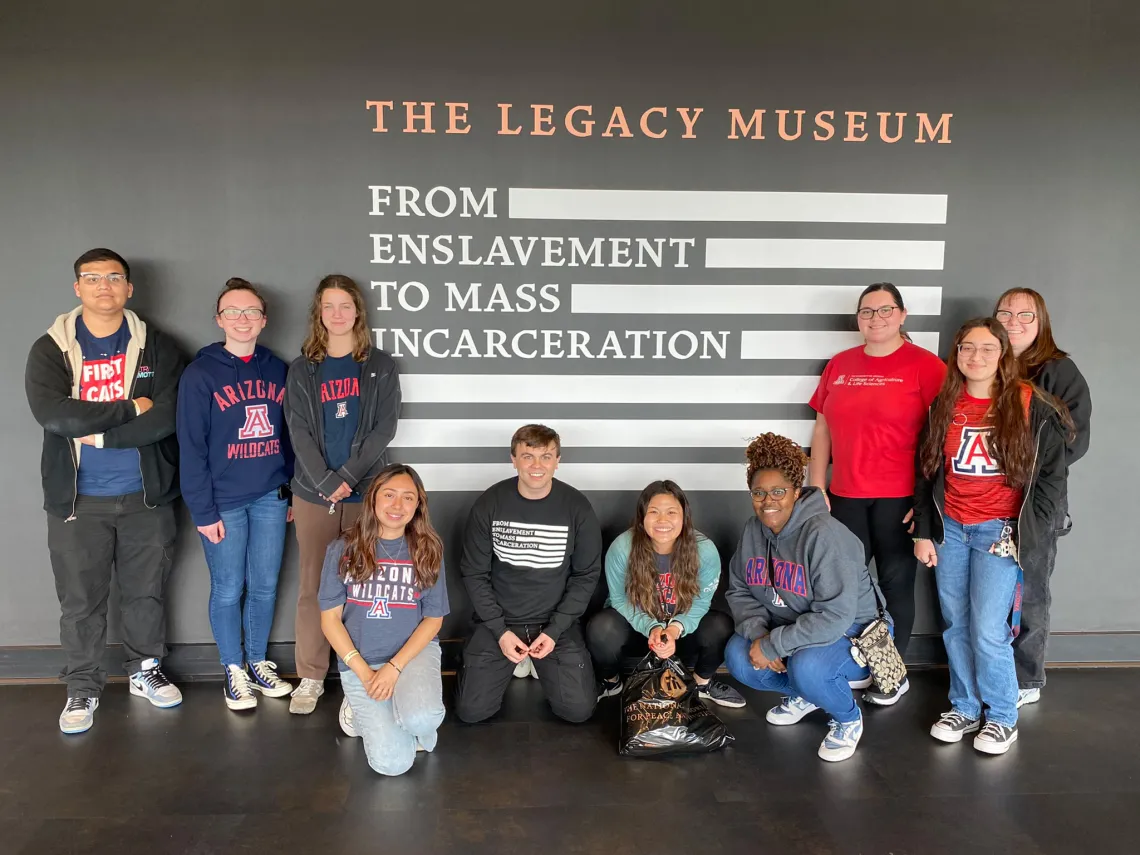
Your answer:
[618,655,733,757]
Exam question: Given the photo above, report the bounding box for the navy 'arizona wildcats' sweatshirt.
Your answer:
[176,343,294,526]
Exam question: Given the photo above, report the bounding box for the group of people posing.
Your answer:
[25,249,1090,770]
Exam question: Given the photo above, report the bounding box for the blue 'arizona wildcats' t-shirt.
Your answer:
[318,536,450,671]
[75,317,143,497]
[319,354,361,502]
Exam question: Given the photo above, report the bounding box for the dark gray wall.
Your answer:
[1,1,1136,657]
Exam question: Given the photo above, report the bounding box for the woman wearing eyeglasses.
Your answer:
[176,278,296,710]
[807,282,945,705]
[725,433,888,763]
[993,289,1091,709]
[912,319,1071,754]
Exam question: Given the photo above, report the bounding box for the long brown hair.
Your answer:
[301,274,372,362]
[919,318,1038,488]
[625,481,700,621]
[993,287,1068,379]
[339,464,443,590]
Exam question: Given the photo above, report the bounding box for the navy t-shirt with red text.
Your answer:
[75,317,143,496]
[320,354,362,501]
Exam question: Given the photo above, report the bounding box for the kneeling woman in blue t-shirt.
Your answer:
[319,464,450,776]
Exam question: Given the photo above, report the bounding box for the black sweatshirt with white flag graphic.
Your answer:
[460,477,602,641]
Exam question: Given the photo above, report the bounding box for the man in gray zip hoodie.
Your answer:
[724,433,887,762]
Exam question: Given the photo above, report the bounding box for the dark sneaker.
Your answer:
[224,664,257,711]
[59,696,99,734]
[249,660,293,698]
[1017,688,1041,708]
[973,721,1018,755]
[863,677,910,707]
[697,679,746,708]
[930,709,982,743]
[597,676,622,700]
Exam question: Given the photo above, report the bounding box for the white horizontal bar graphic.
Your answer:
[392,419,814,448]
[571,284,942,315]
[509,188,948,224]
[705,238,945,270]
[401,374,819,404]
[740,330,941,360]
[394,463,751,493]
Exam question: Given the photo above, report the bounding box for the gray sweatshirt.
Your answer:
[726,488,885,661]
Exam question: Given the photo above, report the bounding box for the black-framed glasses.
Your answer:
[857,305,899,320]
[995,310,1036,324]
[957,343,1001,358]
[78,273,127,285]
[219,308,264,321]
[750,488,790,500]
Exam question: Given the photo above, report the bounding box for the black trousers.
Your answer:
[46,493,178,697]
[585,607,735,680]
[829,493,917,657]
[455,621,597,724]
[1013,524,1061,689]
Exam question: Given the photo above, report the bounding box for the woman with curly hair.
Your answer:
[912,318,1070,755]
[318,464,449,776]
[586,480,745,708]
[725,433,888,763]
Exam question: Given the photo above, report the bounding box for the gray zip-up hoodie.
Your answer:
[726,487,885,661]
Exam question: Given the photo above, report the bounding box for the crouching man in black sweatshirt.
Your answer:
[456,424,602,723]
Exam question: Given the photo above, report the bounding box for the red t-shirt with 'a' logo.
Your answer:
[942,386,1031,524]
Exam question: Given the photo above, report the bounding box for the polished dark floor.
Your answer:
[1,668,1138,854]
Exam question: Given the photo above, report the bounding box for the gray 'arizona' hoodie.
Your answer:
[726,487,885,661]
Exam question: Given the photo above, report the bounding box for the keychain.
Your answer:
[988,523,1018,561]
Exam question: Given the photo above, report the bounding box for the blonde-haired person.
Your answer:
[725,433,888,763]
[993,288,1092,708]
[284,274,402,715]
[320,465,449,776]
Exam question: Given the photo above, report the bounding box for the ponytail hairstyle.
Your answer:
[993,287,1069,379]
[624,481,701,621]
[857,282,912,343]
[301,274,371,362]
[339,464,443,590]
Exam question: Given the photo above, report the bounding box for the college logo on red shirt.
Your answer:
[951,427,1001,476]
[237,404,275,439]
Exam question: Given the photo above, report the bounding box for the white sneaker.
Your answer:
[249,660,293,698]
[765,695,820,726]
[224,664,258,711]
[863,677,910,707]
[128,659,183,708]
[513,657,538,679]
[818,714,864,762]
[59,697,99,734]
[289,678,325,714]
[339,697,358,738]
[1017,688,1041,708]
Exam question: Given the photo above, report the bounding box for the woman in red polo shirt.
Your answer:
[808,282,946,705]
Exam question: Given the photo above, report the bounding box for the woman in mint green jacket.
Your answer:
[585,480,745,708]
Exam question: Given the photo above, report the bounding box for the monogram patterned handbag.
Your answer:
[849,586,907,695]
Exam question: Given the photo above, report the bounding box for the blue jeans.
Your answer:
[341,641,445,776]
[934,515,1020,728]
[725,624,870,723]
[199,489,289,667]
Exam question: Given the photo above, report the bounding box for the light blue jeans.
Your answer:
[200,489,289,667]
[725,623,871,724]
[935,515,1020,728]
[341,641,445,776]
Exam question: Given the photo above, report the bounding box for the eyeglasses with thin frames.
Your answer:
[750,488,791,500]
[218,308,264,321]
[857,305,899,320]
[957,343,1001,359]
[78,273,127,285]
[995,310,1036,324]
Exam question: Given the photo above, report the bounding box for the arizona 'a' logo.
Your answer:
[772,591,787,608]
[367,598,391,619]
[833,374,846,385]
[238,404,275,439]
[952,427,1001,476]
[335,401,349,419]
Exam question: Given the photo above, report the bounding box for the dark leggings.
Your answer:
[829,493,918,658]
[585,607,734,680]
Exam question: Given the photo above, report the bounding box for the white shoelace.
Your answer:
[228,666,255,699]
[978,721,1011,741]
[251,660,285,688]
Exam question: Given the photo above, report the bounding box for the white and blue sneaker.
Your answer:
[249,660,293,698]
[59,696,99,734]
[1017,688,1041,708]
[818,714,864,762]
[128,658,183,708]
[224,664,257,711]
[513,657,538,679]
[765,695,820,726]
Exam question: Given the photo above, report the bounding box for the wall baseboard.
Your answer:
[2,631,1138,684]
